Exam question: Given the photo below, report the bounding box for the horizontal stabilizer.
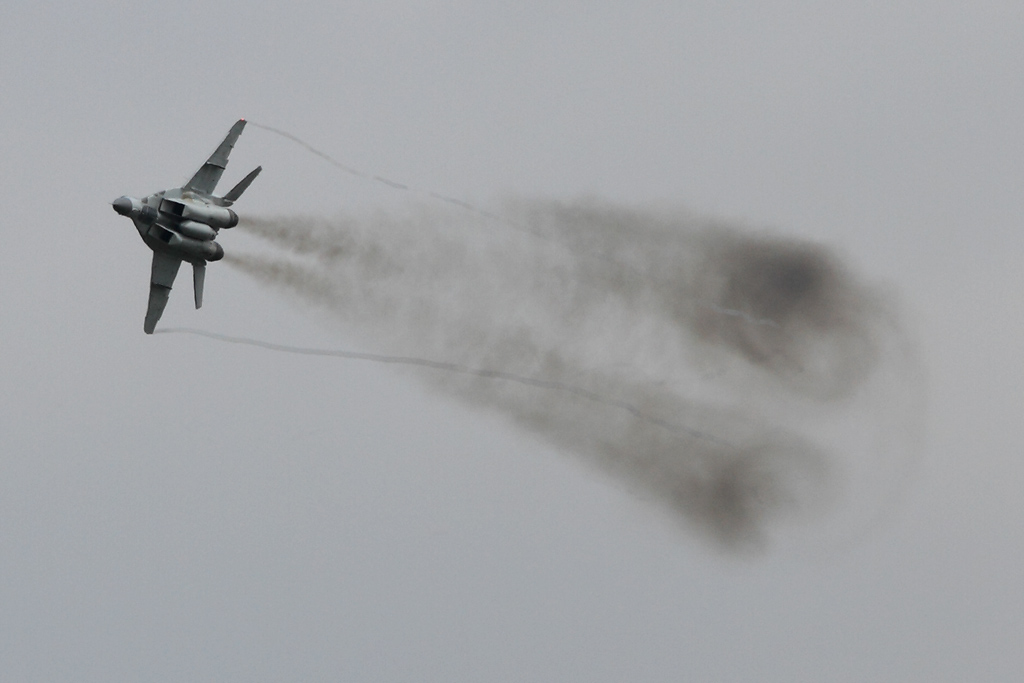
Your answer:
[223,166,262,203]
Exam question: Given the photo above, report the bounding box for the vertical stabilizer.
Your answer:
[193,262,206,309]
[223,166,262,203]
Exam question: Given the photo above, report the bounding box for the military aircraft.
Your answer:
[112,119,261,333]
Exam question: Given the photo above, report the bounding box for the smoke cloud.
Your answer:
[225,198,917,550]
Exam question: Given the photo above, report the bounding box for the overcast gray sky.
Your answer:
[2,1,1023,681]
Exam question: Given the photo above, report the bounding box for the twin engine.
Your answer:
[159,198,238,240]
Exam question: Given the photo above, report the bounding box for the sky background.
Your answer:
[1,1,1022,681]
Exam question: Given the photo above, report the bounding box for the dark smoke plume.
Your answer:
[226,199,915,550]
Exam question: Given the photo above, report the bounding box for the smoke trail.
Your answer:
[220,197,917,550]
[237,201,891,400]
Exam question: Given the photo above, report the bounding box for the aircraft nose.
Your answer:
[112,196,133,216]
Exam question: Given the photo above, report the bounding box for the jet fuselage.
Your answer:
[111,119,261,333]
[114,190,227,264]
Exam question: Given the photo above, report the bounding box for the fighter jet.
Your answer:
[112,119,261,333]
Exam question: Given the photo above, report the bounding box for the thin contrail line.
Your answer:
[248,121,506,223]
[247,122,367,178]
[155,327,726,447]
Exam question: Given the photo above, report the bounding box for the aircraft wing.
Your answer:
[144,251,182,334]
[184,119,247,195]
